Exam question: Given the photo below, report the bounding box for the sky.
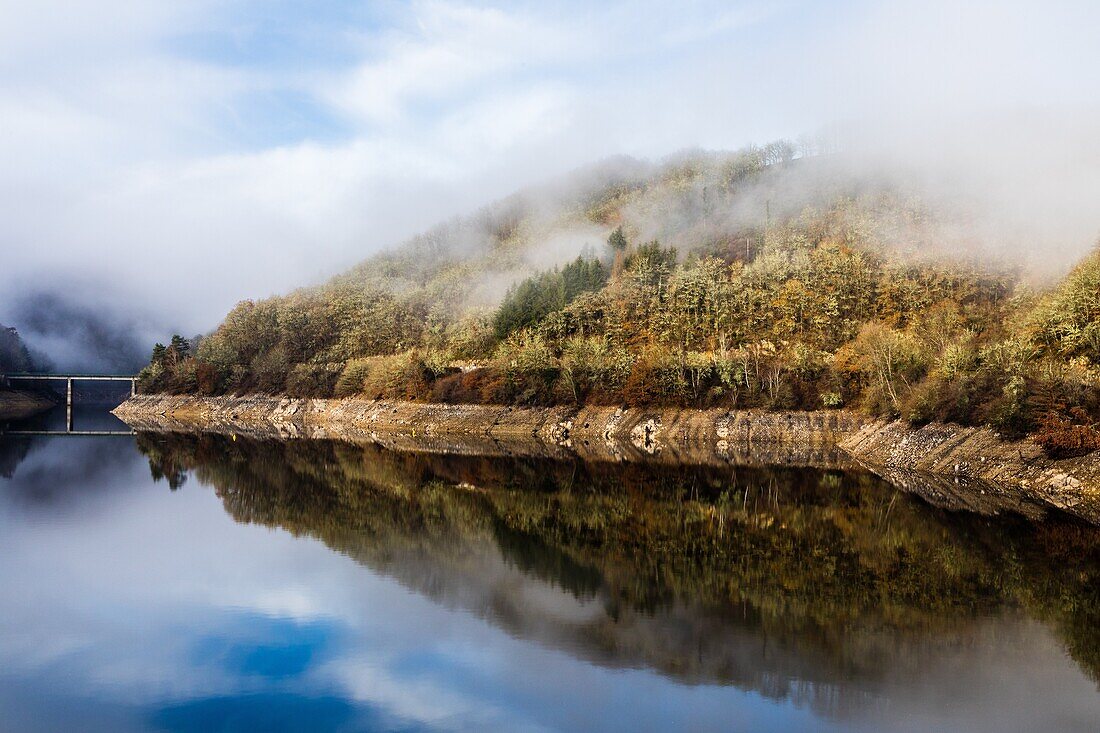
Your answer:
[1,0,1099,352]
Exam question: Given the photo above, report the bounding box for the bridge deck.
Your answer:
[2,373,138,432]
[3,430,136,436]
[4,374,137,380]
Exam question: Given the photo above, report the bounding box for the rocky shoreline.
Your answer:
[114,394,1100,522]
[113,394,860,463]
[0,389,55,421]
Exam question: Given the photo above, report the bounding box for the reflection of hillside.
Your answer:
[0,436,33,478]
[137,433,1100,713]
[0,435,140,506]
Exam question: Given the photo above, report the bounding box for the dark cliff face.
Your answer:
[0,323,34,373]
[0,323,55,421]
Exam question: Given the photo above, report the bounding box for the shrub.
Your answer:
[622,351,686,406]
[1029,246,1100,365]
[902,375,956,425]
[493,333,560,405]
[360,352,435,401]
[1034,410,1100,459]
[558,337,633,404]
[985,374,1029,436]
[285,363,342,398]
[430,366,503,404]
[334,358,373,398]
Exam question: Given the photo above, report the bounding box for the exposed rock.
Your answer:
[114,395,861,468]
[840,420,1100,523]
[113,395,1100,523]
[630,417,661,454]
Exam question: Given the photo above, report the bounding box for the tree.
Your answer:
[762,140,795,166]
[561,254,607,300]
[0,324,34,372]
[838,323,924,414]
[1030,246,1100,365]
[625,241,677,284]
[493,257,607,341]
[607,226,628,277]
[607,226,627,252]
[493,271,565,340]
[168,334,191,361]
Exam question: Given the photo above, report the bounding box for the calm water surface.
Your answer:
[1,420,1099,732]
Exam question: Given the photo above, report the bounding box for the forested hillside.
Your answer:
[139,144,1100,455]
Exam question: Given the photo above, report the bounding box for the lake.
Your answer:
[1,417,1099,732]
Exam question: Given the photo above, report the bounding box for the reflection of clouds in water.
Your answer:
[0,441,821,731]
[325,658,533,732]
[1,438,1099,732]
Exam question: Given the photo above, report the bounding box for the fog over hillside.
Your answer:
[6,290,153,373]
[0,0,1098,367]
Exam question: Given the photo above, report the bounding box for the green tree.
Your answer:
[607,226,628,277]
[168,334,191,361]
[493,256,606,341]
[607,226,627,252]
[561,254,608,301]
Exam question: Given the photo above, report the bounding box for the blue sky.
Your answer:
[1,0,1098,332]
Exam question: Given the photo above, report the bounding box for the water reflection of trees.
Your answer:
[137,432,1100,712]
[0,436,33,478]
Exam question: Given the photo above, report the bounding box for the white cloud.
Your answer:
[325,1,580,127]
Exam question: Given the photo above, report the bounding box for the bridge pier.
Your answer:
[66,377,73,432]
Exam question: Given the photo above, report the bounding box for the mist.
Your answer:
[1,0,1098,365]
[1,287,167,374]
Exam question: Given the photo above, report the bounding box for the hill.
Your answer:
[138,143,1100,454]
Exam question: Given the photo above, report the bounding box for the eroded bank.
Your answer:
[114,394,1100,522]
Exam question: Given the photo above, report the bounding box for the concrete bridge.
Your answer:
[2,428,136,436]
[1,373,137,433]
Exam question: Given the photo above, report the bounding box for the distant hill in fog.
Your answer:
[5,291,150,374]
